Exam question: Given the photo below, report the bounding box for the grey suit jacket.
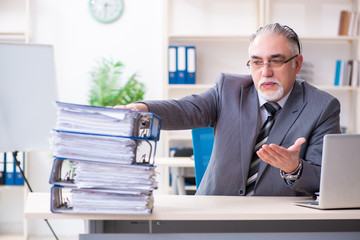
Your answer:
[144,73,341,196]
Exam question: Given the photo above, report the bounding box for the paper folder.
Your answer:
[51,130,157,164]
[49,158,157,190]
[186,46,196,84]
[168,46,178,84]
[55,101,161,141]
[50,186,154,214]
[5,152,15,185]
[14,152,25,185]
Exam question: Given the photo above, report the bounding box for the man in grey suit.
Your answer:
[118,23,341,196]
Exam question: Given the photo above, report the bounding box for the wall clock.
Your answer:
[89,0,124,24]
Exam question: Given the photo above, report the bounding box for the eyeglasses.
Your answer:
[246,55,298,69]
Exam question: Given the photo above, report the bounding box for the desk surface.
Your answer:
[25,193,360,221]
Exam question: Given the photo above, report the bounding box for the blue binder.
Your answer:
[5,152,15,185]
[168,46,177,84]
[186,46,196,84]
[334,60,342,86]
[14,152,24,185]
[176,46,186,84]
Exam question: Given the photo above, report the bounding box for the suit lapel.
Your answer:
[256,80,307,182]
[240,84,259,185]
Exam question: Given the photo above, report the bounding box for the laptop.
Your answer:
[295,134,360,209]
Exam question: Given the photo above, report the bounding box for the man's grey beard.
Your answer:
[258,77,284,102]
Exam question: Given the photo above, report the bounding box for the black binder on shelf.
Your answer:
[0,153,5,185]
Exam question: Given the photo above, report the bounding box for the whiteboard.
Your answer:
[0,42,58,152]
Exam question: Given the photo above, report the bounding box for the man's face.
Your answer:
[249,33,303,102]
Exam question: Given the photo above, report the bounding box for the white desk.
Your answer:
[155,157,195,195]
[25,193,360,239]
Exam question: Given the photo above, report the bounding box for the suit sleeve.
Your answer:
[140,74,226,130]
[289,96,341,195]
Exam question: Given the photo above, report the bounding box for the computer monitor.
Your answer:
[0,42,57,152]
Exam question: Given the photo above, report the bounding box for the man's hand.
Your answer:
[256,137,306,173]
[113,103,149,112]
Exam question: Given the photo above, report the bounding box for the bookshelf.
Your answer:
[0,155,28,240]
[162,0,360,167]
[0,0,30,43]
[0,1,30,239]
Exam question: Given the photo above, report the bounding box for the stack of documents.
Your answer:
[55,101,161,140]
[49,102,161,214]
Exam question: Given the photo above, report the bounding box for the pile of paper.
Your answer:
[49,102,161,214]
[51,130,137,164]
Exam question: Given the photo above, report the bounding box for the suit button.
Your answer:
[238,189,245,195]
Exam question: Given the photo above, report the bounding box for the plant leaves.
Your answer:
[89,58,145,107]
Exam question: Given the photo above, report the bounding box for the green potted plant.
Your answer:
[89,58,146,107]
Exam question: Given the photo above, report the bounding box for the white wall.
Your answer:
[25,0,164,237]
[31,0,164,104]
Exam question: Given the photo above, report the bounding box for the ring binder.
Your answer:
[50,186,154,214]
[49,102,161,214]
[55,101,161,141]
[49,158,157,190]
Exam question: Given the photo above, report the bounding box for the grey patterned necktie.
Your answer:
[246,102,281,196]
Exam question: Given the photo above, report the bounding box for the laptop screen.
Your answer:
[319,134,360,209]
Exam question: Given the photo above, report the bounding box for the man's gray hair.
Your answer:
[249,23,301,55]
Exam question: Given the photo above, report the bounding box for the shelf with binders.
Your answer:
[166,38,251,99]
[163,0,258,161]
[165,0,258,99]
[168,45,197,85]
[266,0,359,73]
[297,39,360,133]
[299,41,356,84]
[0,152,25,187]
[0,152,28,239]
[265,0,360,133]
[265,0,357,35]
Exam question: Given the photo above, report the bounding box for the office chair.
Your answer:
[191,127,214,189]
